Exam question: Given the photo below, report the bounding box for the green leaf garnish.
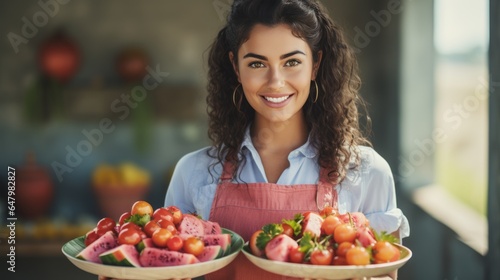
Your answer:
[374,230,399,244]
[298,232,314,253]
[125,213,151,227]
[297,232,315,261]
[282,213,303,236]
[256,223,283,250]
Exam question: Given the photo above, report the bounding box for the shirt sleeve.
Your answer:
[164,151,199,215]
[360,148,410,239]
[164,147,220,220]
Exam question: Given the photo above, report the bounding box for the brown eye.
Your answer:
[249,61,265,68]
[285,59,301,67]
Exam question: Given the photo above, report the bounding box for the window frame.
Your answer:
[486,0,500,279]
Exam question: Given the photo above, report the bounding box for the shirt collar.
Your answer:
[241,126,316,159]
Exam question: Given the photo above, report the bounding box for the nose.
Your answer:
[267,67,285,91]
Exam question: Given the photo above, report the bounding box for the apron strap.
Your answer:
[316,168,339,211]
[220,160,235,182]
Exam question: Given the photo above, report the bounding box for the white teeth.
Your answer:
[264,95,290,103]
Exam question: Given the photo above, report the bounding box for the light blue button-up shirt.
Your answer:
[165,129,410,239]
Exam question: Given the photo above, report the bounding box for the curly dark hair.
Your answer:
[206,0,371,183]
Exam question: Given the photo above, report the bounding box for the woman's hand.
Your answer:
[98,276,191,280]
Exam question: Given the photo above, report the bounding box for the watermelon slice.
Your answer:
[201,234,231,255]
[178,214,205,236]
[265,234,298,262]
[196,245,223,262]
[139,247,199,267]
[178,233,231,254]
[136,237,155,252]
[76,231,117,263]
[302,212,324,237]
[99,244,141,267]
[201,220,222,235]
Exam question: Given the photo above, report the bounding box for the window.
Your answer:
[434,0,489,216]
[400,0,489,256]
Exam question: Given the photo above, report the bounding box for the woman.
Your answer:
[166,0,409,279]
[102,0,409,279]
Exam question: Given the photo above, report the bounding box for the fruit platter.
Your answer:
[242,207,412,279]
[62,201,244,279]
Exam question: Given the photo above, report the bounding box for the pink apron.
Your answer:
[206,162,338,280]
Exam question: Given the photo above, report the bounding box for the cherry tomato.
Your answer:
[84,229,99,247]
[332,256,348,265]
[333,223,357,243]
[153,207,174,222]
[390,244,401,261]
[282,223,294,238]
[119,212,132,225]
[319,206,336,217]
[156,219,177,234]
[118,228,142,245]
[310,249,333,265]
[143,220,161,237]
[120,221,141,232]
[321,215,343,236]
[152,228,173,247]
[373,241,400,263]
[167,206,183,225]
[183,236,205,256]
[166,235,184,251]
[96,217,116,236]
[249,230,265,257]
[288,246,305,263]
[131,200,154,216]
[336,241,355,257]
[346,246,371,265]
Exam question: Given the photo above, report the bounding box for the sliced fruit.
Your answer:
[139,247,199,267]
[201,233,232,255]
[265,234,298,262]
[99,244,141,267]
[301,212,324,237]
[76,231,117,263]
[177,214,205,236]
[196,245,223,262]
[136,237,155,252]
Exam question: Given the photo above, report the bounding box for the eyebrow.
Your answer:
[242,50,306,60]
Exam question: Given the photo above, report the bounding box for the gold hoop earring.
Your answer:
[312,80,319,103]
[232,84,242,110]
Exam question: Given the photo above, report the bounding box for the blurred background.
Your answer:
[0,0,498,279]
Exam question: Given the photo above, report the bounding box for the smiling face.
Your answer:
[231,24,321,126]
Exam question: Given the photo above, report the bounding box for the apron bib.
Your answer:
[206,162,338,280]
